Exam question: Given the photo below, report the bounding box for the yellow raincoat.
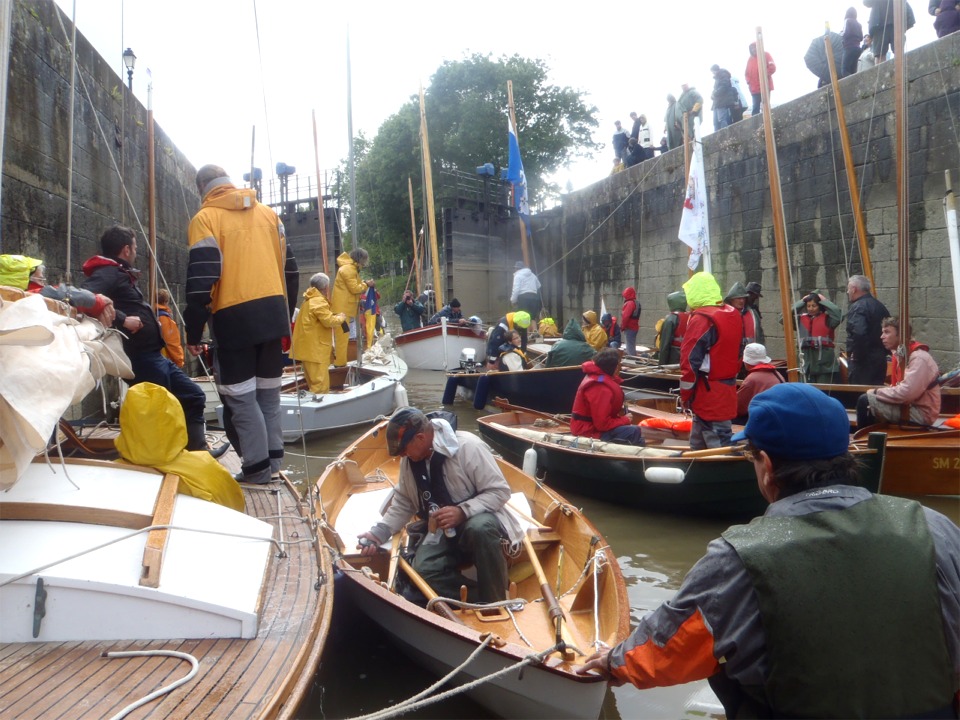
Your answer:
[290,287,343,393]
[331,252,368,366]
[115,382,244,511]
[581,310,608,352]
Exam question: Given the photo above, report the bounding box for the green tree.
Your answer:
[346,53,598,271]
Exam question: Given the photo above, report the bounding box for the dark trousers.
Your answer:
[413,512,508,603]
[841,46,862,77]
[848,355,887,385]
[129,351,207,450]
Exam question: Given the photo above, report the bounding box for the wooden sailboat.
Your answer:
[315,420,630,719]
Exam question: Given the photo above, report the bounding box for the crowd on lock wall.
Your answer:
[607,1,957,170]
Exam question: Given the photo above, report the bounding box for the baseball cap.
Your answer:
[450,298,461,308]
[513,310,531,328]
[732,384,850,460]
[385,406,430,456]
[742,343,771,366]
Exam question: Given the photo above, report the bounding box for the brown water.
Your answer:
[287,368,959,720]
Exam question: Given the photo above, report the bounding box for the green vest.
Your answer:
[722,494,952,719]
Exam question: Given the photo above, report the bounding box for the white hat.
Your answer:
[743,343,771,366]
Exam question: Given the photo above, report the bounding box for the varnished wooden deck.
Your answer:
[0,445,334,720]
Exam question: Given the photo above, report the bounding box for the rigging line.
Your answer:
[537,150,667,278]
[825,90,852,274]
[931,41,960,154]
[251,0,274,172]
[64,0,78,284]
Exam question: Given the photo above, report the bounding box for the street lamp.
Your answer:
[122,48,136,91]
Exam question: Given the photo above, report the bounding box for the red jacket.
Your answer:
[680,304,743,421]
[570,360,631,438]
[620,287,640,332]
[745,46,776,94]
[736,363,784,418]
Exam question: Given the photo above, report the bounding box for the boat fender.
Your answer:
[644,466,685,484]
[441,376,459,405]
[394,383,409,408]
[522,447,538,477]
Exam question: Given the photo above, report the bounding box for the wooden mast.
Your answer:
[407,177,421,293]
[756,27,800,382]
[419,84,443,307]
[893,0,910,366]
[147,71,157,307]
[312,110,329,274]
[823,23,874,289]
[507,80,532,268]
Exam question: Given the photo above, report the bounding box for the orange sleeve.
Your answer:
[612,608,722,688]
[158,314,185,367]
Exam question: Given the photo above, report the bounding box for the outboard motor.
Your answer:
[459,348,481,372]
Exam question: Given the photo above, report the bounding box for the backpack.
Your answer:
[631,301,642,320]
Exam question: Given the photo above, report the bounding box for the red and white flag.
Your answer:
[678,118,711,272]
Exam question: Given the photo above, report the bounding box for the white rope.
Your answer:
[103,650,199,720]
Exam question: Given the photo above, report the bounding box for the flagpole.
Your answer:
[507,80,532,268]
[757,26,799,381]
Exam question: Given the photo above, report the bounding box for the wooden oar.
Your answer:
[679,445,742,458]
[397,556,465,625]
[522,533,577,660]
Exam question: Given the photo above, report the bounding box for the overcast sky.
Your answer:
[53,0,937,199]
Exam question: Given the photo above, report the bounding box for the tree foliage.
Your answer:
[345,53,598,271]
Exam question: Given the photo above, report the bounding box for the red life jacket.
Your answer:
[671,311,690,349]
[890,340,929,385]
[683,304,743,421]
[798,312,835,349]
[741,308,757,345]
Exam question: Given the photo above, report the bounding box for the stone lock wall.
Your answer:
[544,32,960,369]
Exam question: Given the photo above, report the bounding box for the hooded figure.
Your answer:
[724,281,760,355]
[620,287,640,356]
[581,310,608,352]
[657,290,690,366]
[115,382,244,511]
[331,249,373,366]
[291,273,347,394]
[545,318,597,368]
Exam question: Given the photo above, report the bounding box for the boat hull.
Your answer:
[395,324,487,371]
[444,365,584,412]
[855,424,960,496]
[278,374,400,442]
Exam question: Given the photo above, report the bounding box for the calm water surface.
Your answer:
[285,368,959,720]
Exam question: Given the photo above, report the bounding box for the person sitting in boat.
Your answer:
[393,289,427,332]
[290,272,347,395]
[485,310,531,367]
[792,290,842,383]
[495,330,531,372]
[734,343,784,424]
[544,318,596,368]
[581,310,608,352]
[578,382,960,720]
[600,312,621,349]
[427,297,469,326]
[356,406,524,604]
[656,290,688,366]
[539,316,560,338]
[856,316,942,429]
[0,254,115,322]
[570,348,645,446]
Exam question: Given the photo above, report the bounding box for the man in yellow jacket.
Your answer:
[291,273,346,394]
[331,248,375,366]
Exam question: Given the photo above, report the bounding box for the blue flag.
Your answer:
[507,117,530,226]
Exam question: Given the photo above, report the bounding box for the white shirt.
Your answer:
[510,268,541,305]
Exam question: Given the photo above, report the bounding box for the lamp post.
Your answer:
[122,47,136,91]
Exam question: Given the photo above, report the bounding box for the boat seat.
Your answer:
[140,472,180,588]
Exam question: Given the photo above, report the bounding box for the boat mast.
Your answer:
[823,23,874,289]
[893,0,910,366]
[419,84,443,307]
[0,0,11,249]
[407,177,421,293]
[347,29,358,250]
[147,70,157,307]
[506,81,532,268]
[756,27,799,381]
[312,109,329,274]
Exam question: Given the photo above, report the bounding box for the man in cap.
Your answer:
[735,342,784,423]
[428,297,468,326]
[486,310,532,367]
[578,383,960,718]
[510,260,542,319]
[724,281,763,359]
[356,407,524,603]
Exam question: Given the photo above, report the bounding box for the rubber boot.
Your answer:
[186,420,208,452]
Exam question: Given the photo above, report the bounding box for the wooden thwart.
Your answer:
[140,472,180,588]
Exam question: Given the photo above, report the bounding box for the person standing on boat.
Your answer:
[793,291,842,383]
[394,289,427,332]
[290,273,346,395]
[578,382,960,719]
[486,310,531,367]
[734,343,784,424]
[331,248,374,367]
[570,348,645,446]
[680,272,743,449]
[744,282,765,344]
[723,282,759,360]
[544,318,596,368]
[83,225,208,452]
[844,274,890,385]
[495,330,531,372]
[510,261,542,319]
[156,288,184,368]
[356,406,524,604]
[620,286,640,357]
[656,290,689,366]
[856,316,942,429]
[184,165,299,483]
